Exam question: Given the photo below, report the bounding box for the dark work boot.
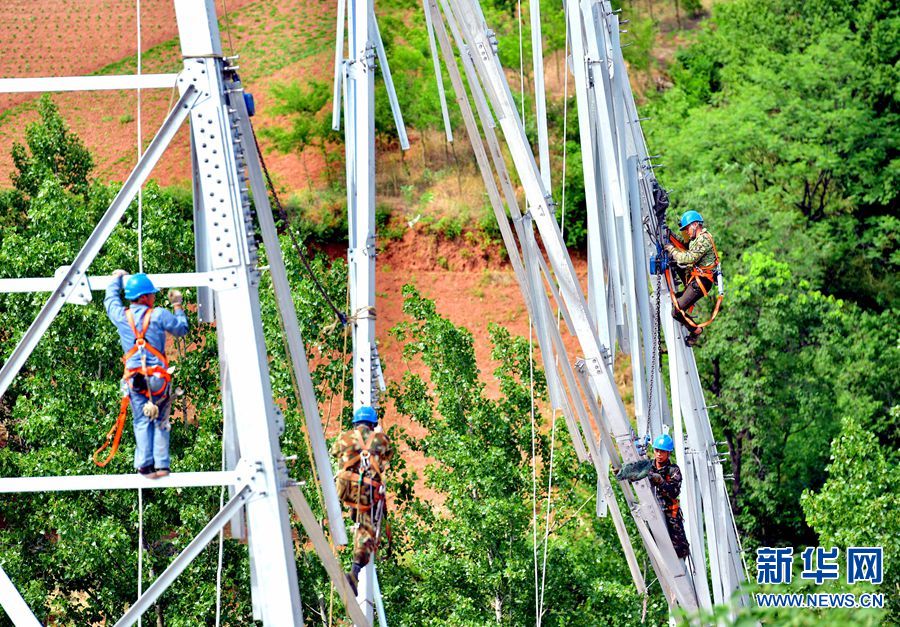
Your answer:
[684,327,703,347]
[346,561,364,596]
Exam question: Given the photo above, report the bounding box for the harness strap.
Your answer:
[340,470,384,490]
[93,396,130,467]
[341,432,385,482]
[666,231,723,330]
[122,308,170,399]
[94,308,172,468]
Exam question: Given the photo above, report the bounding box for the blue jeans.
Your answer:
[129,387,172,471]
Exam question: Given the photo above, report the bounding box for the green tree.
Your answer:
[261,80,338,186]
[802,414,899,619]
[380,286,665,625]
[10,96,93,199]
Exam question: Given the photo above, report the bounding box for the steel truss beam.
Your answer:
[0,1,358,624]
[0,271,241,295]
[425,0,749,615]
[0,471,240,493]
[0,564,41,627]
[429,0,700,612]
[0,85,198,398]
[114,487,251,627]
[0,74,178,93]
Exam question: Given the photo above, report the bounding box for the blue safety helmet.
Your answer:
[679,210,704,229]
[353,406,378,426]
[652,433,675,452]
[124,273,159,300]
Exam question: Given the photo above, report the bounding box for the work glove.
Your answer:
[113,269,127,281]
[615,459,653,482]
[648,471,663,486]
[167,289,183,306]
[665,244,676,255]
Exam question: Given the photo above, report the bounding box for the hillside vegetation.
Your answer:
[0,0,896,625]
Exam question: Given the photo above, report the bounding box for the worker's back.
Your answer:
[333,425,392,511]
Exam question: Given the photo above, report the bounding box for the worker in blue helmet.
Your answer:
[104,271,189,477]
[664,210,720,347]
[332,405,393,595]
[649,433,690,559]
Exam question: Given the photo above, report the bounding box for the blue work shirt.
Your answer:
[104,277,189,370]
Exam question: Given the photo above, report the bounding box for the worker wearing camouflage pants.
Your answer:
[332,406,393,594]
[648,433,691,559]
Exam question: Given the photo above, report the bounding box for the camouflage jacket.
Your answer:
[331,425,393,479]
[669,228,718,270]
[652,459,682,516]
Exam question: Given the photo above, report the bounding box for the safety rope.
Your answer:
[136,0,143,273]
[536,9,571,622]
[219,0,236,58]
[136,7,144,624]
[529,322,539,627]
[252,127,347,327]
[137,486,144,627]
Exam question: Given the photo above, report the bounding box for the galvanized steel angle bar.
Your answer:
[114,486,251,626]
[369,9,410,149]
[433,0,589,460]
[285,487,372,627]
[0,85,198,400]
[0,564,41,626]
[232,89,348,546]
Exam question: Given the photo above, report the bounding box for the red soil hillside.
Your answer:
[0,0,334,187]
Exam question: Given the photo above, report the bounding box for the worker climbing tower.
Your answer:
[419,0,750,617]
[0,1,369,624]
[331,0,408,622]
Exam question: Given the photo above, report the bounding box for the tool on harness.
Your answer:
[661,231,725,331]
[93,307,172,467]
[649,241,670,276]
[634,433,651,457]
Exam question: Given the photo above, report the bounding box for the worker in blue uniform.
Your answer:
[105,270,188,477]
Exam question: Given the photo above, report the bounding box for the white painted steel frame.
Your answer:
[0,74,178,93]
[0,471,239,493]
[0,565,41,627]
[0,0,362,624]
[0,85,197,399]
[0,271,238,295]
[434,0,701,612]
[341,0,382,622]
[231,86,348,546]
[114,487,251,626]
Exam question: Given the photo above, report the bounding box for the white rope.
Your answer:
[529,321,539,627]
[538,7,571,621]
[136,0,144,273]
[137,487,144,627]
[517,0,526,120]
[515,5,539,621]
[135,6,145,624]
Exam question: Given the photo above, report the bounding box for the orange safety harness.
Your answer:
[654,462,681,518]
[93,308,172,467]
[664,230,724,330]
[339,432,386,514]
